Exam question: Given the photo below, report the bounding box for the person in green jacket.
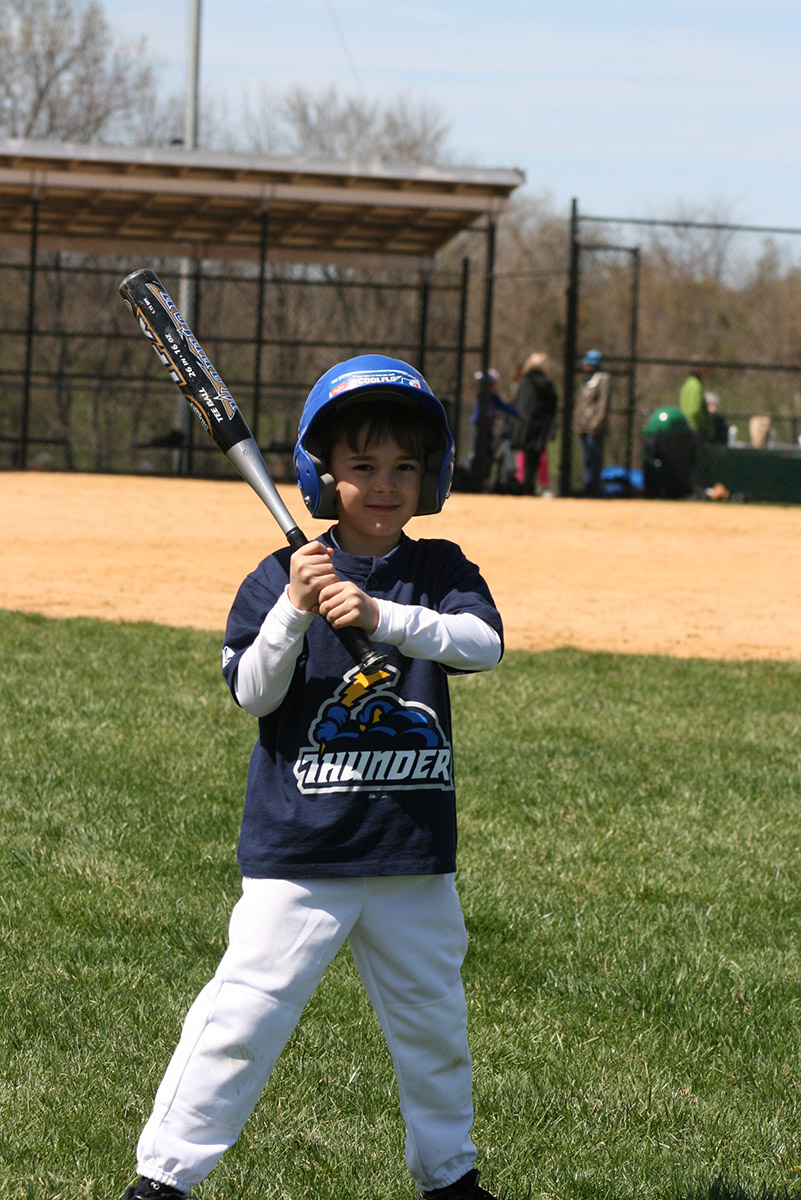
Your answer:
[679,363,714,439]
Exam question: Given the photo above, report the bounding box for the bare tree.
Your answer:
[236,84,452,166]
[0,0,178,144]
[643,201,740,285]
[441,192,570,391]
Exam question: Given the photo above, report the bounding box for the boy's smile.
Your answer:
[329,434,422,556]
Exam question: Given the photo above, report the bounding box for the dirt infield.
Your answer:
[3,471,799,662]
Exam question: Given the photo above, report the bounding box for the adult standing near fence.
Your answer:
[573,349,612,498]
[679,361,714,440]
[511,352,559,495]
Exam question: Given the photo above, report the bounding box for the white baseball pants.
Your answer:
[136,873,477,1193]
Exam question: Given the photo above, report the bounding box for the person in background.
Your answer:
[511,352,559,495]
[572,349,612,497]
[468,368,520,492]
[679,362,714,440]
[705,391,728,444]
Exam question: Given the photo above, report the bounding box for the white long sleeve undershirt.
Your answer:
[233,587,502,718]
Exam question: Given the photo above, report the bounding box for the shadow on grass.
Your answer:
[679,1181,801,1200]
[522,1179,801,1200]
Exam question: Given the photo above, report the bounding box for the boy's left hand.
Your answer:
[317,580,380,635]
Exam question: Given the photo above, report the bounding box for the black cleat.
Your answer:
[417,1167,498,1200]
[122,1179,192,1200]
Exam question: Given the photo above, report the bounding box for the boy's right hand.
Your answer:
[287,540,339,613]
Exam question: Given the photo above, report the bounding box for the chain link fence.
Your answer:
[0,247,482,479]
[5,209,801,504]
[563,211,801,500]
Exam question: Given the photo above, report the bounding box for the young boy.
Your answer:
[123,355,504,1200]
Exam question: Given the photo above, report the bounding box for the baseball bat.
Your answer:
[119,267,387,674]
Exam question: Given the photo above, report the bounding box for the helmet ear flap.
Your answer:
[314,462,338,519]
[417,469,439,516]
[415,440,454,516]
[294,444,338,518]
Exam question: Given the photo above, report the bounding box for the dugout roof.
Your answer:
[0,139,524,264]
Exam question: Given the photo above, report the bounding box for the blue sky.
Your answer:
[102,0,801,229]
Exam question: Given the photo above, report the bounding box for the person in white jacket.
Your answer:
[573,348,612,497]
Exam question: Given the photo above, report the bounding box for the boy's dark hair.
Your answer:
[312,393,444,464]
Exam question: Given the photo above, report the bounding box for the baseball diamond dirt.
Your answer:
[2,471,799,662]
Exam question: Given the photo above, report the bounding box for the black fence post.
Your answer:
[453,256,470,465]
[252,205,270,443]
[473,217,497,491]
[624,246,641,490]
[560,198,580,497]
[20,190,40,470]
[417,269,430,376]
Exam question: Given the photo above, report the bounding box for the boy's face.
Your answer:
[328,431,423,556]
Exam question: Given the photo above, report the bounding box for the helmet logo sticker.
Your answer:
[330,370,422,397]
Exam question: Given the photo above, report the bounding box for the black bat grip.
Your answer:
[285,526,309,552]
[284,526,388,672]
[339,627,388,673]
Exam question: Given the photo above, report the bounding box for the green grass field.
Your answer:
[2,609,801,1200]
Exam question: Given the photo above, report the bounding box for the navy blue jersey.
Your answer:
[222,530,503,879]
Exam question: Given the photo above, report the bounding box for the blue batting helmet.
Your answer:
[294,354,455,519]
[581,349,604,367]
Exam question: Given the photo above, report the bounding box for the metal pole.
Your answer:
[20,189,40,470]
[252,205,270,441]
[473,217,496,491]
[176,0,202,474]
[560,198,580,497]
[186,0,202,150]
